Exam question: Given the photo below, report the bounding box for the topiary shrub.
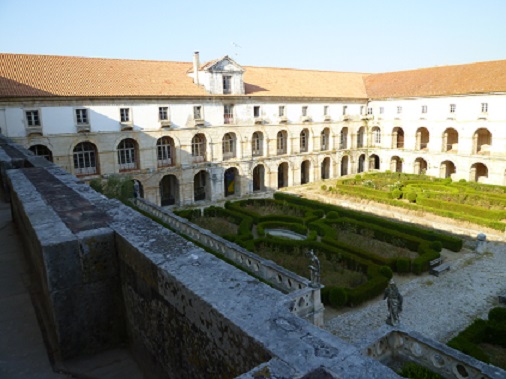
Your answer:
[405,191,417,203]
[459,179,467,183]
[391,189,402,199]
[396,258,411,273]
[329,287,348,308]
[379,265,393,279]
[321,184,327,191]
[355,174,362,180]
[326,211,339,219]
[429,240,443,253]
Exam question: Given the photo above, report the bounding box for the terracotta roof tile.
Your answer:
[365,60,506,98]
[0,53,367,99]
[1,53,505,100]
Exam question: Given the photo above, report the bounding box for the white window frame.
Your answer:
[450,104,456,113]
[73,142,98,175]
[117,139,138,171]
[120,107,131,123]
[193,105,203,120]
[159,106,169,121]
[252,132,263,156]
[157,137,173,167]
[300,129,308,152]
[25,109,41,127]
[481,103,488,113]
[223,75,232,94]
[224,104,234,124]
[222,133,235,159]
[75,108,89,125]
[421,105,427,114]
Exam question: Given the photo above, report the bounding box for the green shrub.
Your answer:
[459,179,467,183]
[329,287,348,307]
[405,191,418,203]
[396,258,411,273]
[399,361,445,379]
[321,184,327,191]
[429,241,443,253]
[379,265,393,279]
[489,307,506,322]
[391,189,402,199]
[326,211,339,219]
[355,174,362,180]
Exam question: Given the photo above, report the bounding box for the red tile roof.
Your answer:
[1,53,505,100]
[365,60,506,99]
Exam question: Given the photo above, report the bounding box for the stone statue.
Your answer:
[307,250,321,288]
[384,279,403,326]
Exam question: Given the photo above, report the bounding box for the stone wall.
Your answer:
[132,198,324,326]
[6,134,505,378]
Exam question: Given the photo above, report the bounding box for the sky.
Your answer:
[1,0,506,73]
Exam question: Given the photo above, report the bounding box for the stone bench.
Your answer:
[429,257,450,277]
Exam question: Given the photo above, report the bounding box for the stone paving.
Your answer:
[326,242,506,345]
[0,187,70,378]
[0,184,144,379]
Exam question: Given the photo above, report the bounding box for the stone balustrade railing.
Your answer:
[132,198,324,325]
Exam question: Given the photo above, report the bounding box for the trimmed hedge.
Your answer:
[275,192,463,252]
[448,307,506,365]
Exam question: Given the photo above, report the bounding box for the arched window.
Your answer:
[277,131,287,155]
[371,127,381,146]
[300,129,309,152]
[117,138,138,171]
[252,132,263,156]
[29,144,53,162]
[321,128,330,151]
[222,133,236,159]
[357,127,365,148]
[156,137,175,167]
[73,142,99,175]
[416,127,430,150]
[340,127,348,149]
[191,134,206,163]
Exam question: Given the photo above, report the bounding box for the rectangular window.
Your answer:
[379,107,384,114]
[421,105,427,114]
[302,106,308,117]
[360,106,364,115]
[450,104,456,113]
[224,104,234,124]
[481,103,488,113]
[25,110,40,126]
[120,108,130,123]
[193,106,202,119]
[279,106,285,117]
[323,105,329,116]
[342,105,348,115]
[159,107,169,120]
[367,107,373,115]
[223,75,232,94]
[397,106,402,114]
[75,109,88,124]
[253,106,260,118]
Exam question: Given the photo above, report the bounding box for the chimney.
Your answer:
[193,51,200,85]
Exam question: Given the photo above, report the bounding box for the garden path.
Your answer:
[281,185,506,345]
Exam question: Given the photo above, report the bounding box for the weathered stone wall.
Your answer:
[6,166,126,360]
[132,198,324,326]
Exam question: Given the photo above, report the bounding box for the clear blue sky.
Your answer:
[1,0,505,73]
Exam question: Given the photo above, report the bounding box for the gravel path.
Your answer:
[324,242,506,345]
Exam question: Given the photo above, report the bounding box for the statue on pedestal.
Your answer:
[384,279,403,326]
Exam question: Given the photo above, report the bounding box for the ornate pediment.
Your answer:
[204,56,244,73]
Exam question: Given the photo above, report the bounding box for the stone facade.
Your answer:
[3,53,504,209]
